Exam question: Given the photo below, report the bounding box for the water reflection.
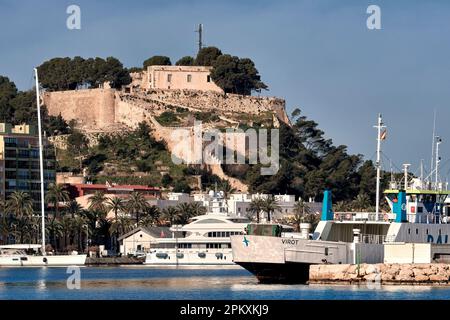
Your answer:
[0,267,446,300]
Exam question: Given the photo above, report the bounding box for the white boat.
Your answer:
[0,245,86,266]
[0,68,86,267]
[231,114,450,283]
[145,190,250,266]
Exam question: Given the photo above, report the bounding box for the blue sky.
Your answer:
[1,0,450,179]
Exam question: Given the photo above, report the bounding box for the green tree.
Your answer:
[143,56,172,69]
[126,192,149,225]
[260,196,280,223]
[106,196,126,251]
[195,47,222,66]
[106,196,126,221]
[210,54,267,95]
[172,179,191,193]
[176,56,195,66]
[6,191,34,218]
[290,199,315,231]
[352,193,371,212]
[67,130,89,170]
[88,191,108,215]
[38,56,131,90]
[249,198,264,223]
[219,180,236,213]
[45,183,70,219]
[0,76,18,122]
[161,206,179,226]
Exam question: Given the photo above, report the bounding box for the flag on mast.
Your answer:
[380,129,387,140]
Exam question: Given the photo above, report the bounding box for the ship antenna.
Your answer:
[374,113,386,219]
[34,67,46,256]
[403,164,411,190]
[435,136,442,190]
[430,109,437,183]
[420,159,424,189]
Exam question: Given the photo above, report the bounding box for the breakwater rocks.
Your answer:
[309,263,450,285]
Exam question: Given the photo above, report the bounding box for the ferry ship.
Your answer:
[145,190,250,266]
[231,114,450,283]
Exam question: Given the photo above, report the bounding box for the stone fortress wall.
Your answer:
[43,88,289,131]
[43,88,116,130]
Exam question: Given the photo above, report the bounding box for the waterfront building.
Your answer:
[118,226,173,256]
[0,123,56,209]
[66,183,161,198]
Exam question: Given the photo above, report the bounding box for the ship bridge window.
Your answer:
[207,231,241,237]
[194,219,224,224]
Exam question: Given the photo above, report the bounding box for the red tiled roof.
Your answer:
[74,184,160,191]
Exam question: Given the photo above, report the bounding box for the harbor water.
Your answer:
[0,266,449,300]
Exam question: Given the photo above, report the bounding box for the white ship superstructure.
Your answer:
[145,190,250,266]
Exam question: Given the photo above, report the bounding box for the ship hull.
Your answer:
[0,254,87,267]
[235,261,310,284]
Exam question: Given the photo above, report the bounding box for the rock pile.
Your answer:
[309,263,450,284]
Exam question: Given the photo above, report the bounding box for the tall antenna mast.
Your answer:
[374,114,386,218]
[430,109,437,182]
[420,159,424,188]
[34,68,46,256]
[195,23,203,53]
[435,136,442,190]
[403,164,411,190]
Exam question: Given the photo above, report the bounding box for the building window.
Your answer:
[187,74,192,82]
[207,75,211,82]
[167,74,172,83]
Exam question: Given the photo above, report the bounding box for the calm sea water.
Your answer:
[0,266,449,300]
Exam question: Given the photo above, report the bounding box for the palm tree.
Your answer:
[46,218,63,252]
[353,193,371,212]
[126,192,148,225]
[65,200,83,219]
[71,215,88,252]
[110,215,134,239]
[249,198,264,223]
[45,183,69,219]
[161,206,180,226]
[220,180,236,213]
[106,196,127,252]
[334,201,349,212]
[261,196,280,223]
[291,199,312,232]
[176,203,193,225]
[6,191,34,218]
[106,197,126,221]
[189,202,206,216]
[88,191,108,215]
[60,215,74,251]
[141,205,161,226]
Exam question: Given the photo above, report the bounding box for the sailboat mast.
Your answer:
[374,114,385,218]
[34,68,46,255]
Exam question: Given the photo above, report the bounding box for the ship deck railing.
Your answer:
[333,212,394,222]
